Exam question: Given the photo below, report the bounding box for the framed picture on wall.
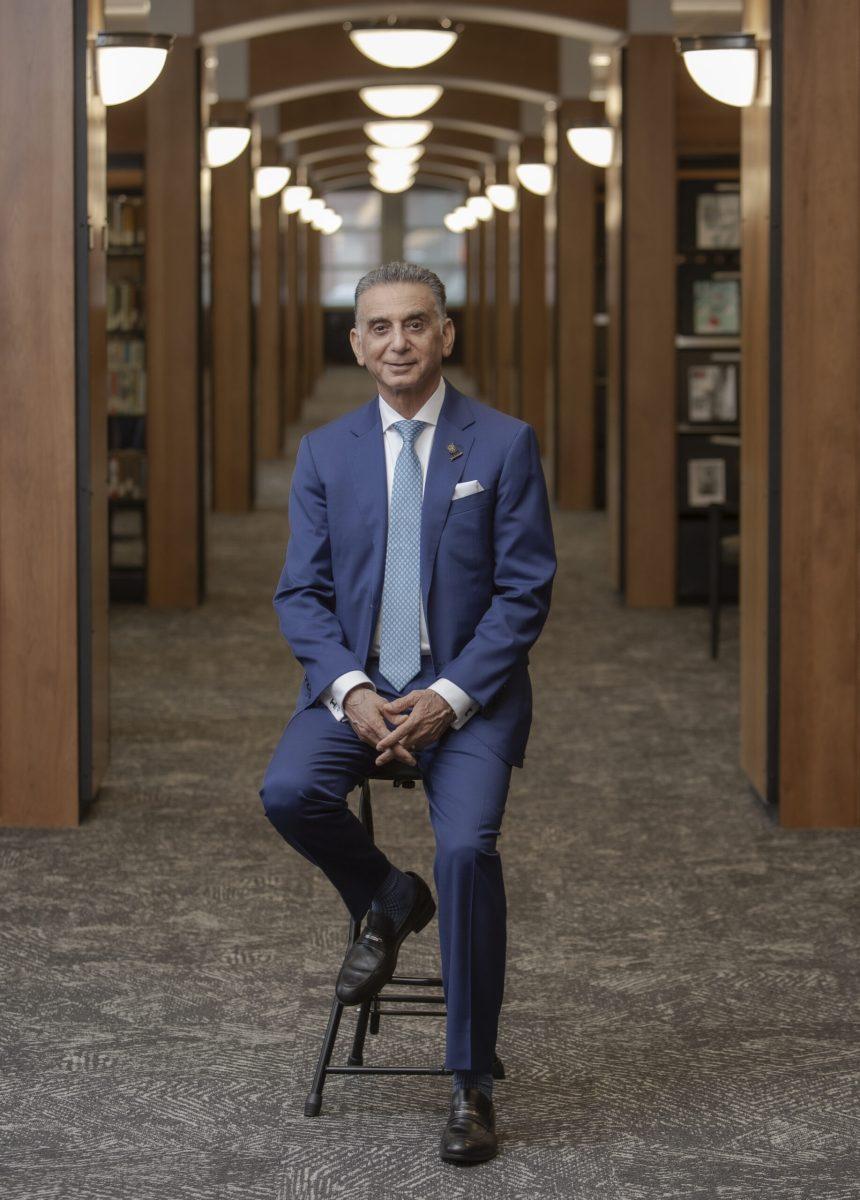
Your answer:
[693,278,740,335]
[685,360,739,423]
[677,177,741,252]
[687,458,726,507]
[696,191,741,249]
[677,434,740,515]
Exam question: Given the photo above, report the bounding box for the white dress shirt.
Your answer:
[317,374,480,729]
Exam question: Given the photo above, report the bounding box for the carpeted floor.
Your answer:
[1,366,858,1200]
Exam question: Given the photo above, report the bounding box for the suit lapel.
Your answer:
[420,379,476,616]
[347,377,477,617]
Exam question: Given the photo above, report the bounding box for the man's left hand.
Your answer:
[375,689,455,766]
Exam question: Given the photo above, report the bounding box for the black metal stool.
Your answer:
[304,758,505,1117]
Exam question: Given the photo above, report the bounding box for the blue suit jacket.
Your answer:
[273,377,557,767]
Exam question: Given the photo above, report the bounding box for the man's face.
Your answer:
[349,282,455,396]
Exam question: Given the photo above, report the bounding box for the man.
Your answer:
[259,261,556,1164]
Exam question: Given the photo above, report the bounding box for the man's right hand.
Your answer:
[343,684,417,767]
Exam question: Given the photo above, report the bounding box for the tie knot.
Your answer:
[393,419,427,448]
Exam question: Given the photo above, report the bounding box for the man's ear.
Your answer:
[349,325,365,366]
[441,317,455,359]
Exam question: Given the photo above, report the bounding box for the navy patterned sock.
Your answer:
[453,1069,494,1100]
[370,865,415,928]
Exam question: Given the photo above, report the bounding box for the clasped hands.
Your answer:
[343,684,455,766]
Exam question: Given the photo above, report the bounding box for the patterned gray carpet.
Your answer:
[1,367,858,1199]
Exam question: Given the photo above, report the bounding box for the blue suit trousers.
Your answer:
[259,655,512,1072]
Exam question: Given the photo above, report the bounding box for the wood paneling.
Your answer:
[623,36,676,607]
[493,183,513,414]
[257,188,282,457]
[605,51,623,589]
[779,0,860,827]
[740,0,772,804]
[518,135,548,448]
[283,210,301,424]
[555,99,599,510]
[211,102,253,511]
[146,36,202,606]
[0,2,80,825]
[477,217,493,397]
[87,0,109,802]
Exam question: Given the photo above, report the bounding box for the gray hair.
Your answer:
[354,261,447,324]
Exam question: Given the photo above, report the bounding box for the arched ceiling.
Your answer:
[196,1,617,193]
[195,0,627,45]
[249,22,560,107]
[276,89,522,143]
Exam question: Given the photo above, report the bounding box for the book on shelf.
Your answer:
[107,193,145,247]
[108,449,147,501]
[107,278,144,332]
[107,337,146,415]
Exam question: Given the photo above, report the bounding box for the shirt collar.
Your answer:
[378,374,446,433]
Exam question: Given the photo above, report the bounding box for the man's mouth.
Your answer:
[385,361,417,369]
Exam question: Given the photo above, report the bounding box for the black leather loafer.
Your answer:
[335,871,435,1006]
[440,1086,498,1164]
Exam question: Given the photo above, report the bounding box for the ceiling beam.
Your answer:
[277,88,521,142]
[196,1,627,45]
[249,23,560,107]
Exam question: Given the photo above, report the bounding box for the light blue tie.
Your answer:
[378,419,427,692]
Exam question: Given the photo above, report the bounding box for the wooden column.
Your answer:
[778,0,860,827]
[740,0,773,806]
[210,101,252,511]
[555,99,600,509]
[477,216,493,397]
[1,0,106,825]
[256,140,283,459]
[282,208,301,426]
[518,135,548,449]
[302,221,321,399]
[146,35,202,606]
[464,226,478,383]
[492,158,513,414]
[609,36,677,605]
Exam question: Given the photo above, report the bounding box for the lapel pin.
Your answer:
[447,442,463,460]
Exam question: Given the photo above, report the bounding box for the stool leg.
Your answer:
[305,907,362,1117]
[304,992,346,1117]
[492,1053,506,1080]
[348,999,372,1066]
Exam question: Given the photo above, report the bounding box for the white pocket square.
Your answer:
[451,480,485,500]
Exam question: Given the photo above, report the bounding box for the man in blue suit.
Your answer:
[259,261,556,1163]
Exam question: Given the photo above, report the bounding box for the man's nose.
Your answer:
[389,325,410,351]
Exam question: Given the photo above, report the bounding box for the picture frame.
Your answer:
[684,359,739,423]
[687,458,727,507]
[696,191,741,249]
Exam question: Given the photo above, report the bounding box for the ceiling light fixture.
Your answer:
[254,165,291,198]
[364,120,433,148]
[676,34,759,108]
[367,145,425,166]
[485,183,517,212]
[345,19,460,69]
[515,161,553,196]
[359,84,443,117]
[565,124,615,168]
[205,121,251,168]
[466,195,493,221]
[282,184,313,214]
[94,31,174,105]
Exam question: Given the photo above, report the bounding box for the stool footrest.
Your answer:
[327,1065,452,1076]
[388,975,443,987]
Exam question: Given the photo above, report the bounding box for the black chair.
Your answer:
[304,758,505,1117]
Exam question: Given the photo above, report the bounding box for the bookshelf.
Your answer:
[675,160,741,603]
[106,159,147,602]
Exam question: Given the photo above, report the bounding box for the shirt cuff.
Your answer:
[429,678,480,729]
[319,671,376,721]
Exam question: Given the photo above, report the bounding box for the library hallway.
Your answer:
[2,369,857,1199]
